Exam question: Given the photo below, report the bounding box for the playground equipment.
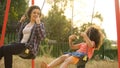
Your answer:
[0,0,119,68]
[115,0,120,68]
[0,0,11,46]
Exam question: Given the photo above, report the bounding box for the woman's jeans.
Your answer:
[0,43,25,68]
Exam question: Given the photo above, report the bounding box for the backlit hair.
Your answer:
[85,25,104,50]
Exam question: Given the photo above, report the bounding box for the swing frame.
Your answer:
[0,0,119,68]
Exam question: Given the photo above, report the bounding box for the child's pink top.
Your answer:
[76,42,95,59]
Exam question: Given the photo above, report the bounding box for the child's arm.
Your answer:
[69,35,80,50]
[80,32,95,47]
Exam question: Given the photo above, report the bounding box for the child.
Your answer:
[41,25,104,68]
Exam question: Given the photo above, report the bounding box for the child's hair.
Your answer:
[85,25,104,50]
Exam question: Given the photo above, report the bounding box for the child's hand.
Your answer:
[80,32,89,41]
[80,32,87,37]
[69,35,77,41]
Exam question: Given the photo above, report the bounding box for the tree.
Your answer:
[0,0,7,33]
[0,0,29,32]
[8,0,29,30]
[44,4,71,42]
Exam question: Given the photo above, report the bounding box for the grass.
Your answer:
[0,56,118,68]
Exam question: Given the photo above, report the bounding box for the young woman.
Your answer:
[0,5,45,68]
[41,25,104,68]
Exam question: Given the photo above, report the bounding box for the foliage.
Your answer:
[9,0,29,21]
[93,12,103,22]
[40,45,53,57]
[0,0,6,33]
[0,0,29,32]
[93,38,118,60]
[46,0,68,10]
[44,0,117,59]
[1,0,117,60]
[43,4,71,42]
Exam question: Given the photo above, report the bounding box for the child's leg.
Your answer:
[40,61,48,68]
[48,54,70,68]
[60,56,79,68]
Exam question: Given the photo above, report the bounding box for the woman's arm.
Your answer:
[36,23,46,40]
[16,15,26,32]
[35,17,46,40]
[19,15,26,23]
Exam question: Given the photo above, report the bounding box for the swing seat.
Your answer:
[76,55,88,68]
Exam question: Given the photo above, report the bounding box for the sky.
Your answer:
[29,0,118,41]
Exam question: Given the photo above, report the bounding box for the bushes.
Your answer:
[93,49,118,60]
[4,31,118,60]
[39,42,70,57]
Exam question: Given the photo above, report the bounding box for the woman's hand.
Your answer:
[19,15,26,23]
[36,16,41,24]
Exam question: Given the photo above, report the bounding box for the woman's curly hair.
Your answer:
[85,25,104,50]
[26,5,41,19]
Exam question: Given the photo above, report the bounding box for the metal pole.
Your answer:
[91,0,96,23]
[115,0,120,68]
[32,0,34,5]
[41,0,45,10]
[31,0,35,68]
[0,0,11,46]
[71,0,74,34]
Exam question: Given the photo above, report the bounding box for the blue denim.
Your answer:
[68,52,86,58]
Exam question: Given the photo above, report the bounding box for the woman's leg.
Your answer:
[48,54,70,68]
[0,46,3,60]
[0,43,25,68]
